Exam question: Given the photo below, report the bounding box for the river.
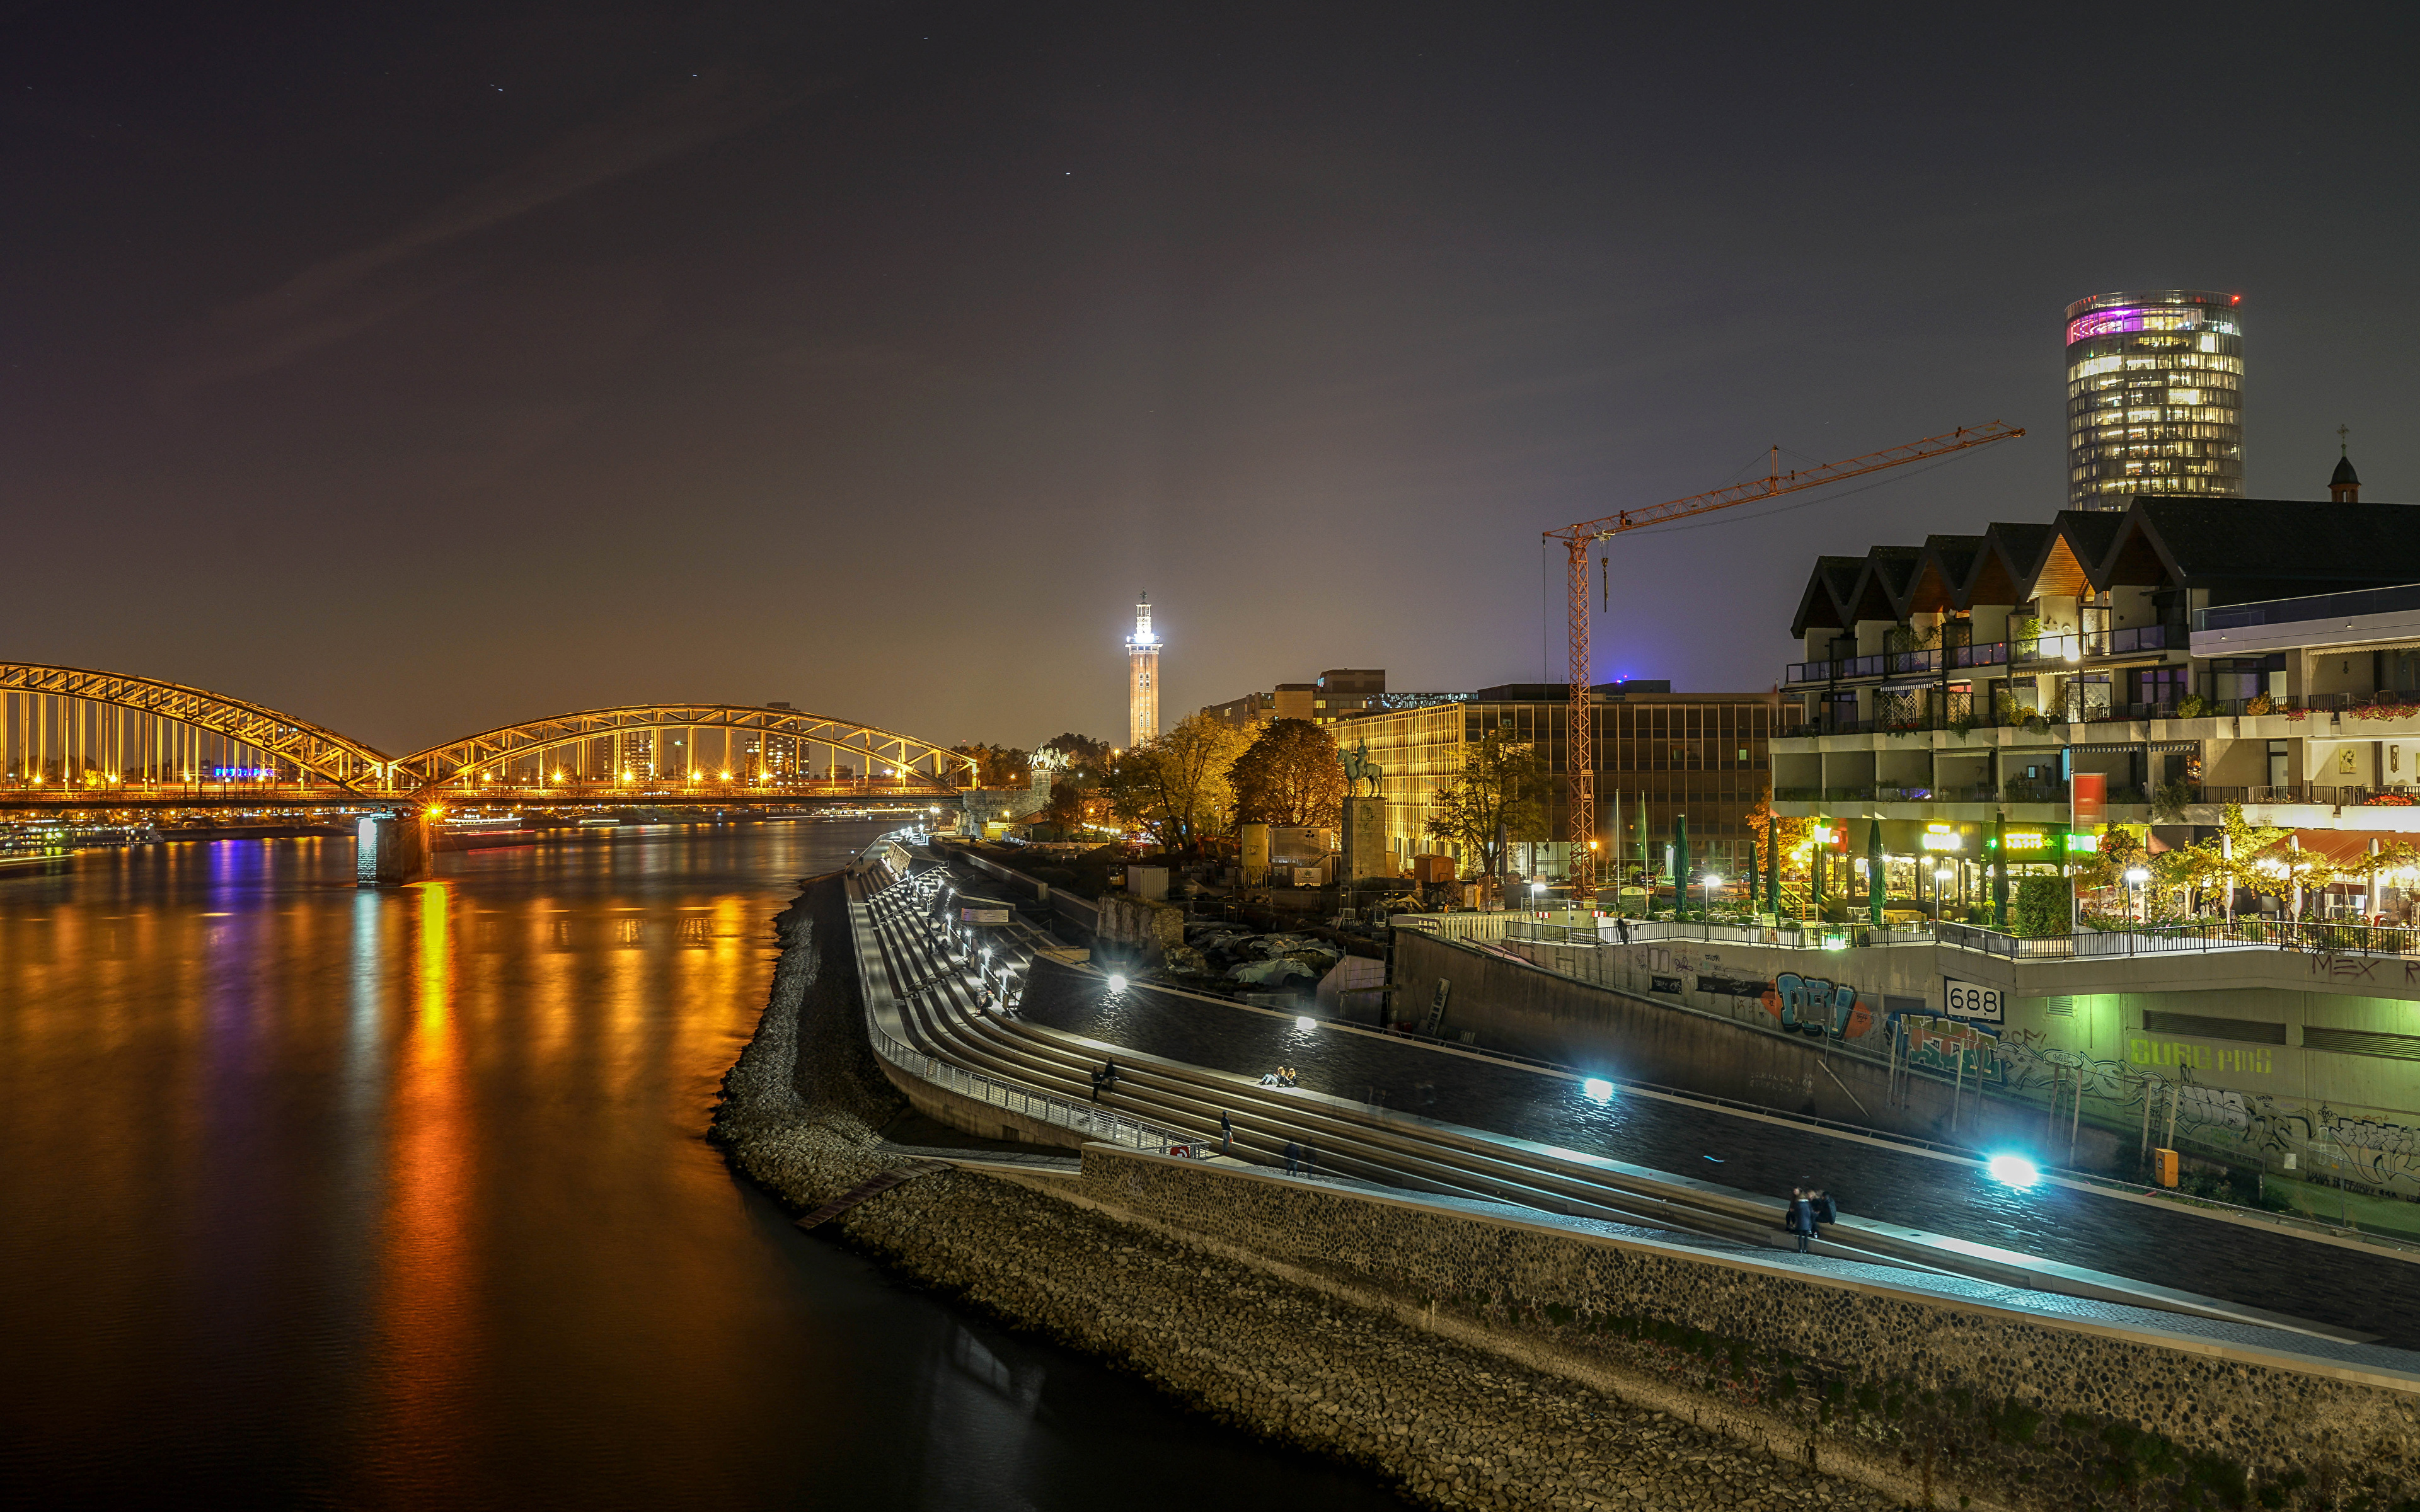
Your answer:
[0,824,1403,1509]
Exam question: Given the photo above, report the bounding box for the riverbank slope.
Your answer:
[712,873,1904,1511]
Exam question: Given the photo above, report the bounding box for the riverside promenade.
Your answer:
[1014,965,2420,1349]
[911,841,2420,1349]
[826,839,2420,1512]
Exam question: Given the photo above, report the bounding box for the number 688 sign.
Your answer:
[1944,978,2004,1022]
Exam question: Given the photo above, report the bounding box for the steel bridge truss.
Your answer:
[0,665,971,804]
[0,662,391,789]
[393,704,976,793]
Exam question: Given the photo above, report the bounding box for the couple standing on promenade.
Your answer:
[1785,1186,1836,1252]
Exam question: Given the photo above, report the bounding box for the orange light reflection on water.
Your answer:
[371,879,478,1491]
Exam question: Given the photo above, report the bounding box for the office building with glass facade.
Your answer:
[2066,289,2244,510]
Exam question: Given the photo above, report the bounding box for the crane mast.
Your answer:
[1545,420,2024,902]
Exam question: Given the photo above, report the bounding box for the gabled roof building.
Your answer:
[1773,448,2420,911]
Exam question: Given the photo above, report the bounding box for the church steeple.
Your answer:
[2331,424,2361,503]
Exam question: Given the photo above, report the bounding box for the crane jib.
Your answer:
[1550,420,2024,898]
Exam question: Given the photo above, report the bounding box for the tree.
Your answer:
[1040,779,1087,837]
[1742,788,1814,890]
[2013,874,2069,937]
[947,743,1032,788]
[2165,804,2292,922]
[2071,825,2148,896]
[2339,840,2420,919]
[1102,713,1252,856]
[1228,718,1345,828]
[1039,731,1112,781]
[1423,730,1548,886]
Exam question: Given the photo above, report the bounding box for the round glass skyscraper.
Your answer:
[2065,289,2243,510]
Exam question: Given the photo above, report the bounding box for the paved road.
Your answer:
[1018,969,2420,1350]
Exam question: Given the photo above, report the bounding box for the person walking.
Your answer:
[1089,1065,1104,1102]
[1785,1186,1815,1254]
[1616,915,1632,946]
[1304,1144,1318,1179]
[1284,1140,1300,1175]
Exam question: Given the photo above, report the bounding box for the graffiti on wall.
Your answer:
[1986,1027,2420,1197]
[1760,973,1874,1040]
[1904,1016,2001,1082]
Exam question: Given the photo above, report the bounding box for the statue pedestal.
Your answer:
[1339,796,1387,885]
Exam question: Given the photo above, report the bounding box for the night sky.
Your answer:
[5,4,2414,757]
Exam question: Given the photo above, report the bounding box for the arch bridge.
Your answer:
[391,702,974,798]
[0,662,971,809]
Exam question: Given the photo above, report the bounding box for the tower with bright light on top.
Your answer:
[1126,592,1160,748]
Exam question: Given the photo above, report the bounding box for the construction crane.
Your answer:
[1544,420,2024,899]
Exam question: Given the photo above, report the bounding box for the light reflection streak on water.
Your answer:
[0,825,1415,1510]
[372,879,475,1492]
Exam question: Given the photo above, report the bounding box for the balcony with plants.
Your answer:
[1783,622,2174,688]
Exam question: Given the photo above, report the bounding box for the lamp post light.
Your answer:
[1530,881,1545,918]
[2124,866,2151,923]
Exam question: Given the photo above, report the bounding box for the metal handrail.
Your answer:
[856,841,1196,1154]
[1935,917,2420,960]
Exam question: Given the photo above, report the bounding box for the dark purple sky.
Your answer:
[4,3,2414,756]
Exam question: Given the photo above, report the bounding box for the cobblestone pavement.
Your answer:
[1018,972,2420,1350]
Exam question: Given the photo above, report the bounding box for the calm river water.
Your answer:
[0,823,1402,1509]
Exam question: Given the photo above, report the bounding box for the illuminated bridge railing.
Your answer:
[0,776,961,806]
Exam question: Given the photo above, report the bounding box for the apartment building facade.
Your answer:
[1770,455,2420,912]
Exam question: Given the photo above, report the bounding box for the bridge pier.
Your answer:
[355,810,433,886]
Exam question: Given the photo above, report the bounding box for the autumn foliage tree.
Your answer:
[1742,788,1813,886]
[1102,713,1251,856]
[1423,730,1547,886]
[1227,718,1345,828]
[947,743,1032,788]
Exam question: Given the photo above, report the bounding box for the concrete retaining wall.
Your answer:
[951,845,1103,936]
[1396,929,2119,1162]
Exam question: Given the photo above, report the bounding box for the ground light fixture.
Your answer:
[1582,1078,1615,1102]
[1986,1153,2042,1189]
[1107,973,1127,993]
[1296,1016,1317,1031]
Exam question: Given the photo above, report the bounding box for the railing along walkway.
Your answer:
[849,841,1196,1154]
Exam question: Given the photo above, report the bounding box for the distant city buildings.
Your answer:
[1126,593,1160,748]
[1311,668,1385,724]
[1202,690,1276,728]
[2066,289,2244,510]
[1335,682,1781,885]
[619,728,654,778]
[1203,668,1475,731]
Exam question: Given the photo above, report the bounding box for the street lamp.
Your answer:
[2124,865,2151,923]
[1530,881,1545,916]
[1702,872,1722,915]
